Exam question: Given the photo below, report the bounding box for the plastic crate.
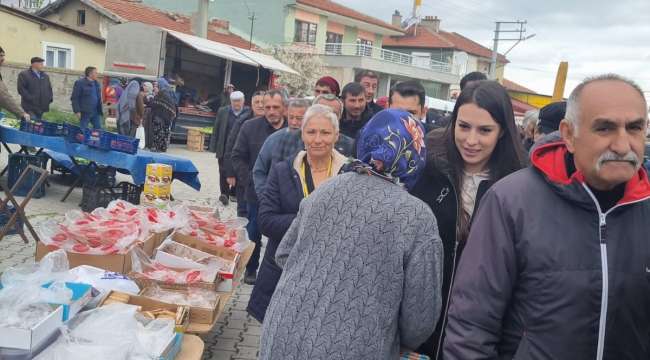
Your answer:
[20,120,64,136]
[64,123,84,143]
[0,204,24,236]
[7,153,48,198]
[82,163,116,188]
[83,129,139,154]
[80,182,141,212]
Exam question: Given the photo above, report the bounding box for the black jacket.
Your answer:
[410,128,492,359]
[367,100,384,116]
[444,141,650,360]
[210,105,251,157]
[339,105,373,140]
[17,69,53,115]
[232,116,286,203]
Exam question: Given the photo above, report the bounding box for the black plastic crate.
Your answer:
[0,204,24,235]
[7,153,48,198]
[81,163,116,188]
[80,182,141,212]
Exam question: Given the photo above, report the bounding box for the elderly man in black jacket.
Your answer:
[17,57,53,120]
[232,89,287,285]
[210,90,251,205]
[444,74,650,360]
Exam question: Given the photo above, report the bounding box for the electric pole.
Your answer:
[248,12,257,50]
[489,20,529,80]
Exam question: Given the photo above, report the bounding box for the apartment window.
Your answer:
[325,32,343,54]
[411,51,431,68]
[294,20,317,45]
[356,38,373,57]
[44,44,72,69]
[77,10,86,26]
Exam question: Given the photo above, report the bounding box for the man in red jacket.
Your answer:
[444,74,650,360]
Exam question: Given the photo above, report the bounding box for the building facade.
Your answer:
[142,0,459,99]
[384,15,509,97]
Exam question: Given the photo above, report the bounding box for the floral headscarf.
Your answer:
[354,109,426,190]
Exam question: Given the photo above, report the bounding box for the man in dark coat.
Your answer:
[71,66,103,129]
[232,89,287,285]
[339,82,372,139]
[17,57,52,120]
[444,74,650,359]
[210,91,251,205]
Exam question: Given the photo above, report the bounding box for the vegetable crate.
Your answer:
[7,153,49,198]
[64,123,84,143]
[80,181,142,212]
[186,128,205,152]
[20,120,65,136]
[84,129,139,155]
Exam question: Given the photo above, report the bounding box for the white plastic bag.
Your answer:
[135,125,145,149]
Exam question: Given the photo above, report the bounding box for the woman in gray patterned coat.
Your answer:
[260,109,444,360]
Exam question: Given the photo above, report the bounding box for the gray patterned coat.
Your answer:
[260,172,444,360]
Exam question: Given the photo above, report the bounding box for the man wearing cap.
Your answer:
[0,46,29,121]
[17,57,53,121]
[314,76,340,97]
[211,90,251,205]
[530,101,567,154]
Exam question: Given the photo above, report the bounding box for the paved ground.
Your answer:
[0,144,263,360]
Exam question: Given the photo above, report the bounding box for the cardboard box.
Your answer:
[35,231,167,274]
[100,290,190,333]
[160,333,183,360]
[0,305,63,351]
[144,183,172,197]
[155,240,236,279]
[139,286,221,325]
[43,282,93,321]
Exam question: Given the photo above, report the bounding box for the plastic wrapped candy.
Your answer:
[35,303,176,360]
[140,285,218,309]
[1,249,69,288]
[0,282,72,330]
[38,213,142,255]
[131,247,217,286]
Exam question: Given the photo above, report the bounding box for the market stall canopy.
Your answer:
[166,29,258,67]
[104,22,298,78]
[166,28,298,75]
[233,47,299,75]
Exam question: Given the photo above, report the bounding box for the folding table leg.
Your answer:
[0,165,49,243]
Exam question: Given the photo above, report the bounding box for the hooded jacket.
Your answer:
[410,128,493,359]
[443,141,650,360]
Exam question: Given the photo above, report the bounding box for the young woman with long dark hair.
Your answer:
[411,80,526,359]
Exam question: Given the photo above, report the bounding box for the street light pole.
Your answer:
[248,12,256,50]
[489,20,530,80]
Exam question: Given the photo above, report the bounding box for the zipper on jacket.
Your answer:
[434,177,461,360]
[580,184,650,360]
[582,184,609,360]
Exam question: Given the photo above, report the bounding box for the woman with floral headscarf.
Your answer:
[149,78,177,152]
[259,109,443,360]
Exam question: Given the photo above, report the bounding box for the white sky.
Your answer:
[344,0,650,100]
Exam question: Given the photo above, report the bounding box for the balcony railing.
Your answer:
[287,42,453,74]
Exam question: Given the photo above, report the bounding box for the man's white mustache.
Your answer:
[596,151,640,170]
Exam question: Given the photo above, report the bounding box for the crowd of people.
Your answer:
[3,42,650,358]
[211,68,650,359]
[0,46,181,152]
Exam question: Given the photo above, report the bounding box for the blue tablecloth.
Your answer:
[0,126,201,190]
